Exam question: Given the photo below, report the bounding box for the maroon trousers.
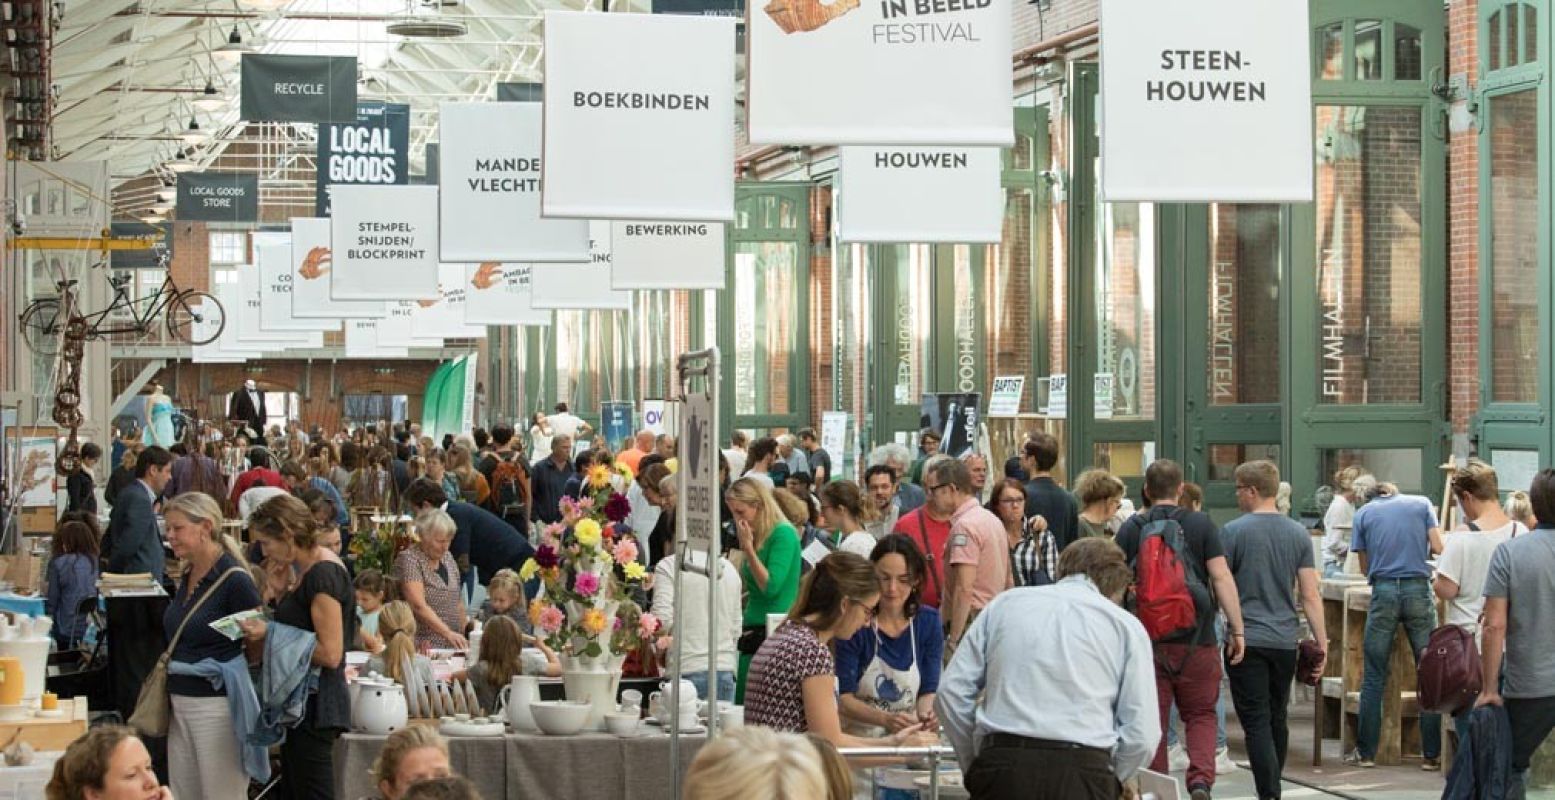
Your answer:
[1150,643,1222,791]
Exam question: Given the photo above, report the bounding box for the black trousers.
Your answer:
[1506,695,1555,773]
[1227,646,1298,800]
[965,737,1119,800]
[277,698,342,800]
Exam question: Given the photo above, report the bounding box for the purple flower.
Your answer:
[604,492,632,523]
[535,544,560,569]
[574,571,600,597]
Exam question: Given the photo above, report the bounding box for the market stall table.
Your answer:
[1314,578,1421,766]
[0,592,44,619]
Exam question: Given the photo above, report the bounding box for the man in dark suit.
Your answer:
[105,445,173,581]
[228,379,267,442]
[404,479,536,591]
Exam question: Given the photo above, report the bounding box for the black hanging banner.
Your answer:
[315,101,411,216]
[414,143,440,186]
[919,392,982,459]
[495,82,543,102]
[652,0,745,14]
[240,54,358,122]
[175,172,260,222]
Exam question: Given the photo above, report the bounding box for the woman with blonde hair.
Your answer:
[1323,465,1372,576]
[1075,468,1126,540]
[160,492,266,797]
[1505,489,1537,529]
[372,726,451,800]
[726,477,802,702]
[446,445,489,506]
[365,601,436,690]
[46,726,172,800]
[683,726,826,800]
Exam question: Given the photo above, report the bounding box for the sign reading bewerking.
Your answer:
[1099,0,1312,202]
[610,221,726,290]
[748,0,1011,145]
[175,172,259,222]
[316,102,410,216]
[541,11,736,221]
[240,54,357,123]
[328,184,440,302]
[839,146,1002,243]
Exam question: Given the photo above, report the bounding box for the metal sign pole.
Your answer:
[670,346,719,800]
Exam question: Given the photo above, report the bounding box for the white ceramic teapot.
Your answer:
[356,678,409,735]
[499,675,540,733]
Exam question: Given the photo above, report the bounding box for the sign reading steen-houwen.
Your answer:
[1099,0,1312,202]
[240,54,357,122]
[175,172,259,222]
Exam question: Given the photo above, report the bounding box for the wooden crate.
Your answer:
[0,697,89,752]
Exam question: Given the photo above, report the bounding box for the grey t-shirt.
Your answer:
[1221,512,1315,650]
[1483,527,1555,698]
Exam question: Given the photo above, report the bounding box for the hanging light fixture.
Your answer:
[168,149,198,173]
[214,26,254,61]
[194,78,225,111]
[386,0,467,37]
[142,213,167,224]
[180,114,208,144]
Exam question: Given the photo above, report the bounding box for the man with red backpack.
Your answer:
[1114,459,1246,800]
[479,423,531,536]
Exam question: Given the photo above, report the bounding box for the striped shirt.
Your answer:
[1011,526,1059,587]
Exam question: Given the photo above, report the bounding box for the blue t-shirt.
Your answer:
[1351,494,1436,581]
[835,607,944,697]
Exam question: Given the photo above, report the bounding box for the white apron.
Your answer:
[844,619,922,738]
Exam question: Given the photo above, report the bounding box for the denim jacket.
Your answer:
[1444,704,1511,800]
[253,620,319,747]
[167,656,271,782]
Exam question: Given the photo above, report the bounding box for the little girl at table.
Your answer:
[455,617,560,714]
[355,569,388,652]
[365,601,436,689]
[474,569,531,635]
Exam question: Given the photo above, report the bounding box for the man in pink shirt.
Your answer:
[930,457,1013,653]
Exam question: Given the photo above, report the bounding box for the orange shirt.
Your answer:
[617,447,649,476]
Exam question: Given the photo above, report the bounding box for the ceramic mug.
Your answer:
[621,689,643,710]
[719,705,744,730]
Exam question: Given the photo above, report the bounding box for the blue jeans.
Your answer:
[686,670,736,703]
[1356,578,1441,760]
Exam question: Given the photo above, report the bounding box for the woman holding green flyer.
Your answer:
[161,492,265,799]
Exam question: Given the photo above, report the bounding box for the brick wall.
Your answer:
[1448,0,1480,432]
[146,359,441,434]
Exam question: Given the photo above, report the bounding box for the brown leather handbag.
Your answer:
[1417,623,1482,715]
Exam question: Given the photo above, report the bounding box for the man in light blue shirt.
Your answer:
[937,538,1159,800]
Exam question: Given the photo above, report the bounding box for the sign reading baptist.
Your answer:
[240,54,358,122]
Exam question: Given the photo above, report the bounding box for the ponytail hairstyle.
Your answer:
[476,616,525,692]
[787,551,879,633]
[378,601,419,686]
[162,492,248,569]
[819,480,877,526]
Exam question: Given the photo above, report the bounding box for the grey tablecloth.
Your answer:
[335,729,709,799]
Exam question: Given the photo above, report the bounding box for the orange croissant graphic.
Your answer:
[470,262,503,291]
[298,246,332,280]
[765,0,859,34]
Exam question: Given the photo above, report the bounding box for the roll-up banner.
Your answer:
[601,402,635,451]
[541,11,736,222]
[440,102,590,262]
[610,221,725,290]
[344,319,410,359]
[175,172,259,222]
[411,264,487,340]
[316,102,411,216]
[240,54,357,122]
[258,241,337,333]
[289,217,385,319]
[838,147,1003,243]
[1099,0,1312,202]
[329,184,440,301]
[746,0,1011,146]
[920,392,980,459]
[463,263,552,327]
[530,222,632,310]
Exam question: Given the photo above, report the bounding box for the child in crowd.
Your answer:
[46,519,100,649]
[475,569,531,634]
[456,617,560,715]
[355,569,389,652]
[366,601,436,689]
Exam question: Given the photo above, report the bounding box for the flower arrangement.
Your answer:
[347,518,418,575]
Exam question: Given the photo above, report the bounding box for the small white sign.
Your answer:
[838,147,1003,243]
[680,389,718,556]
[642,399,668,436]
[988,376,1025,418]
[1094,373,1115,421]
[1047,374,1068,420]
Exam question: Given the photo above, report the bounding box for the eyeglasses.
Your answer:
[999,497,1024,506]
[925,483,953,494]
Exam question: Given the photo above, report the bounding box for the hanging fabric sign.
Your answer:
[610,221,725,289]
[411,264,487,339]
[175,172,259,222]
[1099,0,1312,202]
[440,102,590,262]
[541,11,736,221]
[234,263,323,352]
[376,301,444,348]
[258,241,336,333]
[747,0,1011,145]
[288,217,384,319]
[328,184,440,301]
[838,146,1002,242]
[213,285,265,359]
[316,102,411,216]
[463,263,552,326]
[240,54,357,122]
[344,319,409,359]
[531,222,632,310]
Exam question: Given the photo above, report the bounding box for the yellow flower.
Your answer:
[624,561,646,581]
[581,608,608,636]
[574,518,602,547]
[519,559,539,582]
[528,599,544,626]
[586,463,612,491]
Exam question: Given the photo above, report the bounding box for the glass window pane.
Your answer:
[889,245,931,406]
[1355,20,1384,80]
[1508,7,1522,65]
[1317,22,1346,80]
[1207,444,1282,482]
[1394,23,1423,79]
[732,242,798,416]
[1208,204,1281,405]
[1044,111,1069,380]
[1093,442,1151,479]
[1490,448,1541,496]
[987,188,1037,411]
[1526,5,1538,61]
[1321,448,1426,494]
[834,242,873,434]
[1009,130,1034,171]
[1488,89,1541,403]
[1095,202,1156,421]
[1490,11,1502,71]
[1315,105,1424,404]
[948,244,983,394]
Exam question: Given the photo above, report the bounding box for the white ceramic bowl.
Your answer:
[529,700,591,736]
[605,711,641,738]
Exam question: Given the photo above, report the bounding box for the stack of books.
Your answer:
[97,573,166,598]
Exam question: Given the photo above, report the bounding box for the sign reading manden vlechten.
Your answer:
[240,54,357,122]
[175,172,259,222]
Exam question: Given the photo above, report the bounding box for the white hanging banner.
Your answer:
[213,285,265,359]
[838,147,1003,243]
[192,302,244,363]
[376,301,444,348]
[440,102,590,262]
[290,217,385,319]
[747,0,1012,146]
[259,242,338,332]
[411,264,488,339]
[236,262,323,351]
[1099,0,1313,202]
[610,221,726,290]
[541,11,736,221]
[531,222,632,310]
[344,318,410,359]
[464,263,552,327]
[328,184,440,300]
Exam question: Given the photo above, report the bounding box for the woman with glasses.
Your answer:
[990,479,1057,587]
[1075,468,1127,540]
[835,535,944,739]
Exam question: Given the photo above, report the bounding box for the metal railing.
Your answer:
[836,745,958,800]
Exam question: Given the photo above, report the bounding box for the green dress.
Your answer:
[734,520,802,703]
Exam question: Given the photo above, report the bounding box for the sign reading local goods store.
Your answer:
[541,11,736,221]
[838,146,1002,243]
[175,172,259,222]
[240,54,357,122]
[610,221,726,290]
[463,263,552,327]
[440,102,589,262]
[1099,0,1312,202]
[316,102,410,216]
[328,185,440,301]
[747,0,1011,145]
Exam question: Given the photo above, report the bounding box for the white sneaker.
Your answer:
[1168,743,1189,772]
[1215,747,1237,774]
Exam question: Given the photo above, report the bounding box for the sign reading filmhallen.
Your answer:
[240,54,358,122]
[175,172,259,222]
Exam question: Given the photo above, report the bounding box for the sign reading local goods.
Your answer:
[288,217,384,319]
[440,102,590,262]
[530,222,632,310]
[610,221,726,290]
[175,172,258,222]
[541,11,736,221]
[240,54,357,122]
[1099,0,1312,202]
[838,146,1002,243]
[463,263,552,326]
[747,0,1011,145]
[328,184,440,301]
[316,102,410,216]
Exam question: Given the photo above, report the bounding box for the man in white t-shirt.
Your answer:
[546,402,591,444]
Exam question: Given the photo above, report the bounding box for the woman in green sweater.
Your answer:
[728,477,803,703]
